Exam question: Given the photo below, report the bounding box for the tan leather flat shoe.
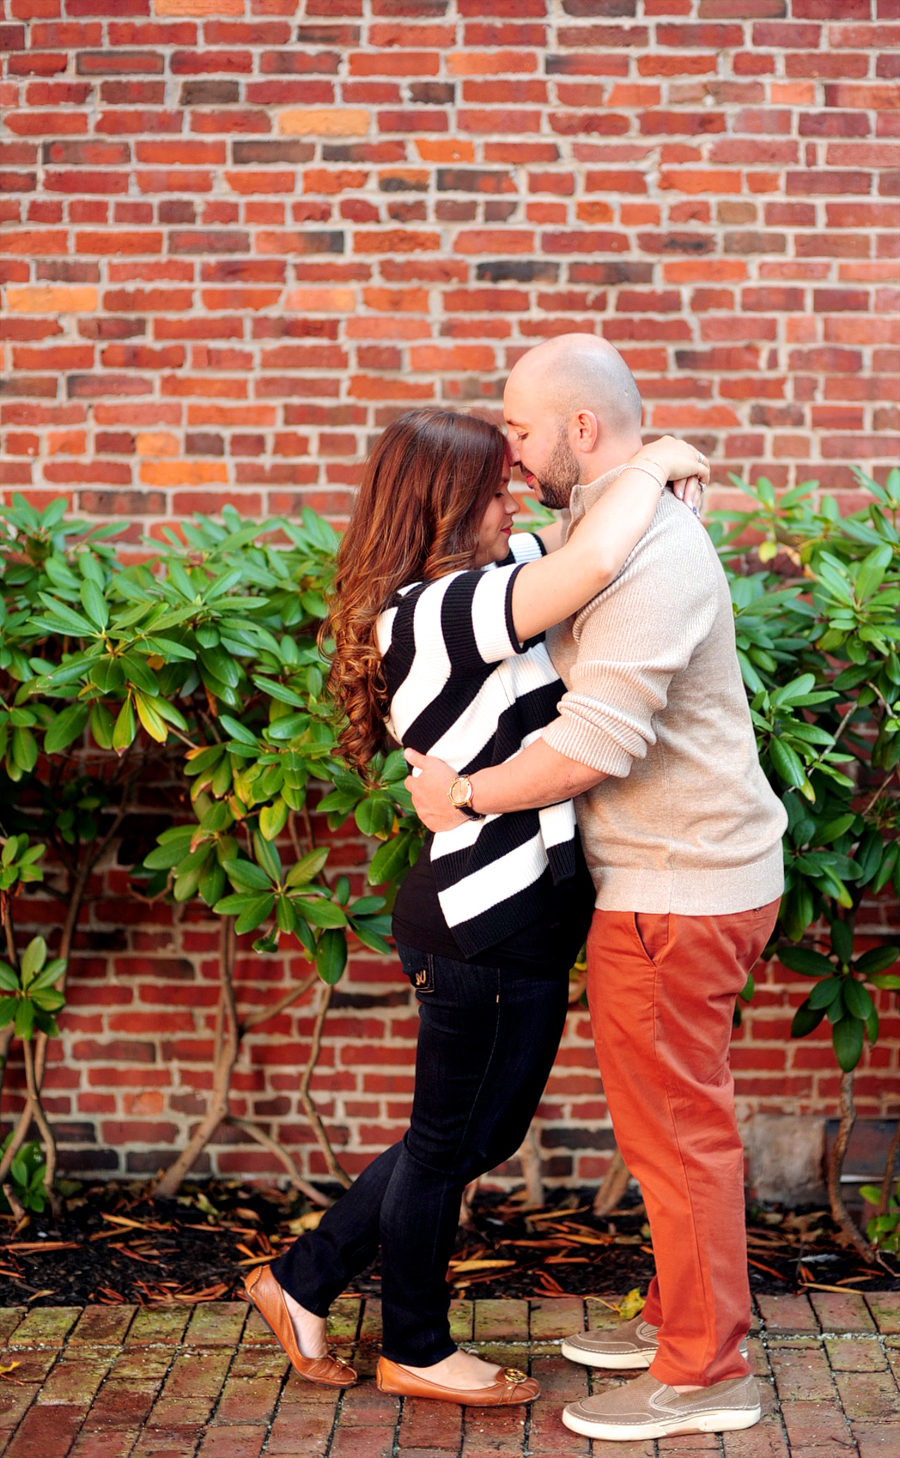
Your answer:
[376,1355,539,1406]
[243,1264,357,1388]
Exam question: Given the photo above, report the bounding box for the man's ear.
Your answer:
[570,409,600,454]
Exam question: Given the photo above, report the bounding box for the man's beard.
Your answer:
[535,429,580,510]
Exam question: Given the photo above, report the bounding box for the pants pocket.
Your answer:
[402,951,435,995]
[633,911,669,965]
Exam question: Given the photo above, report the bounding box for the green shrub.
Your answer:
[0,474,897,1221]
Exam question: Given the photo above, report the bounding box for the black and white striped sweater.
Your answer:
[376,533,578,957]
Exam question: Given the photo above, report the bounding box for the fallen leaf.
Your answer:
[617,1288,646,1320]
[747,1258,789,1281]
[287,1210,324,1236]
[3,1241,78,1254]
[173,1283,229,1302]
[448,1259,516,1273]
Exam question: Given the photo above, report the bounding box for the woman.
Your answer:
[244,409,707,1406]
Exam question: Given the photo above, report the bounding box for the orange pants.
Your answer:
[586,901,779,1387]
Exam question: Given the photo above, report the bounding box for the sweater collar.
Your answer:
[563,464,630,540]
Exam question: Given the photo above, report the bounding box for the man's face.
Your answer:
[503,382,580,511]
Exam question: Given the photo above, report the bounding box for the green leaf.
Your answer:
[143,636,196,662]
[91,655,125,694]
[259,798,289,842]
[856,945,900,977]
[778,946,835,978]
[859,1184,885,1205]
[199,860,226,907]
[30,989,64,1013]
[316,929,347,985]
[275,895,296,933]
[252,831,282,885]
[144,830,194,870]
[121,651,158,696]
[44,703,90,754]
[89,700,115,750]
[843,978,875,1020]
[35,594,96,637]
[20,936,46,987]
[29,959,66,993]
[855,543,893,601]
[266,711,312,742]
[221,858,274,893]
[80,580,109,630]
[252,676,307,708]
[112,696,136,755]
[791,1001,826,1038]
[199,645,241,688]
[14,999,34,1040]
[832,1015,864,1072]
[173,855,210,903]
[869,973,900,991]
[830,918,854,966]
[234,893,275,936]
[355,794,395,839]
[134,691,169,744]
[285,848,329,887]
[11,727,37,774]
[218,714,258,748]
[368,833,416,887]
[808,976,842,1009]
[350,921,393,957]
[293,897,348,929]
[769,736,807,789]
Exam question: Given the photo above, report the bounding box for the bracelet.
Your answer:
[626,460,666,492]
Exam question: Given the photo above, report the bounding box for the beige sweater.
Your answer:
[543,468,787,916]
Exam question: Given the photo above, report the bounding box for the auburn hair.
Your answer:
[322,408,507,775]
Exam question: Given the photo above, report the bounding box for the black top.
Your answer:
[393,829,595,978]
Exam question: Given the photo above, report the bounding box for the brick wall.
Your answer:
[1,0,898,1187]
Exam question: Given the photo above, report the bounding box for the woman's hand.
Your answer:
[632,436,710,493]
[671,475,706,514]
[405,748,467,831]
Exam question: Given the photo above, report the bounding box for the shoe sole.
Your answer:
[560,1339,653,1369]
[376,1373,539,1407]
[561,1404,761,1441]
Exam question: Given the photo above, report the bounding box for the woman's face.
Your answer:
[473,462,518,569]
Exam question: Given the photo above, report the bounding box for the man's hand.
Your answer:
[405,747,467,831]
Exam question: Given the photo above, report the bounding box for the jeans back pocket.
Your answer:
[401,949,434,995]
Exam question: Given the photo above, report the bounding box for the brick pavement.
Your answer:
[0,1291,896,1458]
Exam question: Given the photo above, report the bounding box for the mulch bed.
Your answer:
[1,1180,896,1310]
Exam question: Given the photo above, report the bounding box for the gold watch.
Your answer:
[448,774,484,821]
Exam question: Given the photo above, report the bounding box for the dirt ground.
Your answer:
[1,1180,896,1311]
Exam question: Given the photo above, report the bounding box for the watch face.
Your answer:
[449,777,470,807]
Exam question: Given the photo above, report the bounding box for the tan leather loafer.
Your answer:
[376,1355,539,1406]
[243,1264,357,1388]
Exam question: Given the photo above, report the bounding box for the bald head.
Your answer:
[503,333,645,505]
[507,334,642,438]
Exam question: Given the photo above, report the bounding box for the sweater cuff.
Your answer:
[542,713,634,779]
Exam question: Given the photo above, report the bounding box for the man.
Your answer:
[406,333,787,1443]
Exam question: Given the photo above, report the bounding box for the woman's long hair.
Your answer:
[323,408,507,775]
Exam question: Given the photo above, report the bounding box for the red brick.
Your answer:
[4,0,898,1185]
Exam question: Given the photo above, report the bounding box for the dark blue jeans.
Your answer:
[269,943,570,1365]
